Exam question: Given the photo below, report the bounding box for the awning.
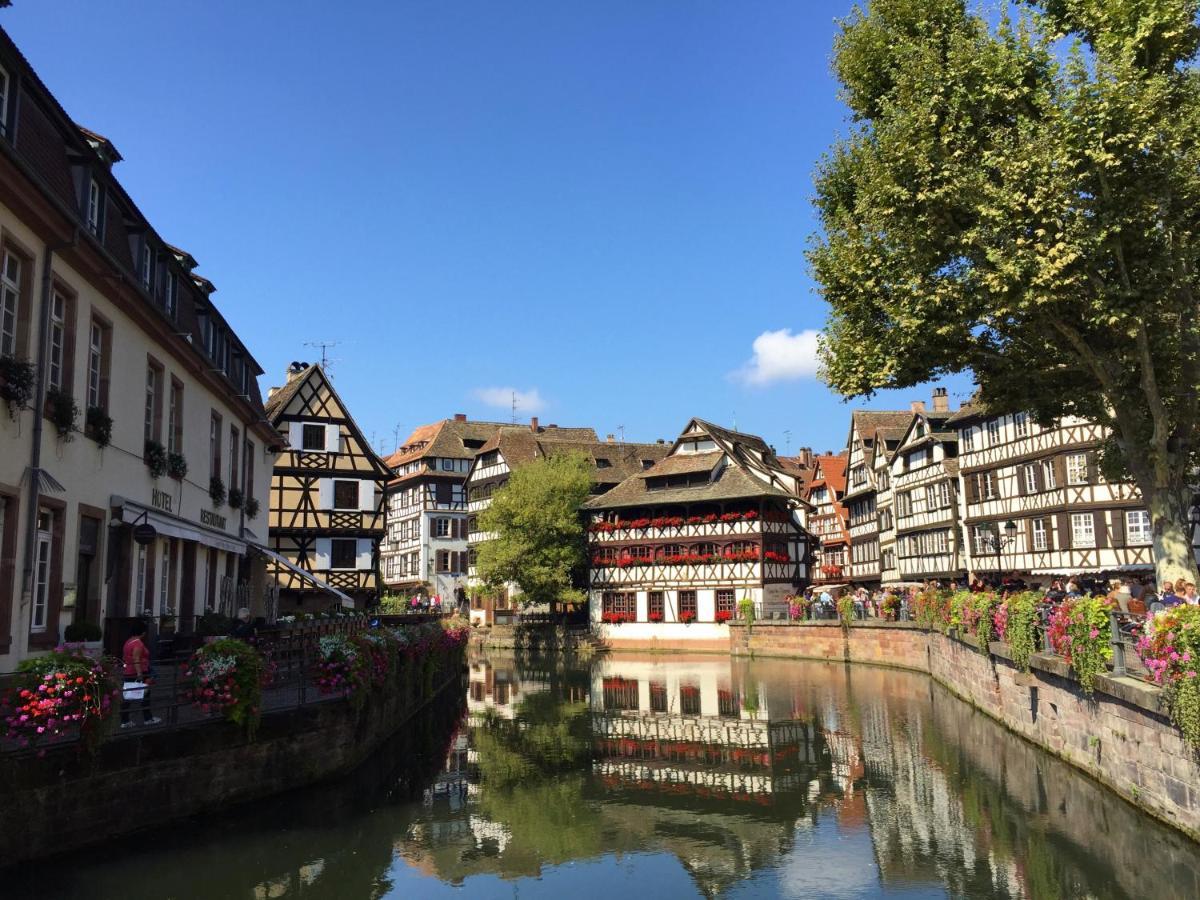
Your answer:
[249,542,355,609]
[113,496,246,555]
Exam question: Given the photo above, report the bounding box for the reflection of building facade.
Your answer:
[0,29,277,665]
[264,362,392,611]
[585,419,811,648]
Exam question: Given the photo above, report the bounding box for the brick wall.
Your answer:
[730,620,1200,841]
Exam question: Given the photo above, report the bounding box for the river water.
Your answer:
[12,651,1200,899]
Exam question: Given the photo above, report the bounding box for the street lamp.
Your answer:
[981,520,1018,583]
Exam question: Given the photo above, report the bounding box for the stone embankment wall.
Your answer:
[0,651,465,865]
[731,620,1200,841]
[469,624,602,654]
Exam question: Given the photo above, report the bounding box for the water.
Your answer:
[11,651,1200,899]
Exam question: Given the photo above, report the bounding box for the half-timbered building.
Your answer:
[890,391,964,583]
[264,363,392,611]
[584,419,811,650]
[464,420,666,624]
[842,412,910,587]
[0,28,279,665]
[948,403,1190,583]
[804,453,850,585]
[380,415,508,603]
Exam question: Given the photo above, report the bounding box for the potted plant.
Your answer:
[46,387,78,441]
[63,619,103,651]
[144,439,168,478]
[167,451,188,480]
[85,405,112,447]
[680,610,696,625]
[209,476,226,506]
[245,497,260,519]
[0,355,35,418]
[227,487,244,510]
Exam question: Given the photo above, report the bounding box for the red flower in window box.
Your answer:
[686,516,703,525]
[743,510,758,520]
[626,517,650,530]
[702,514,718,524]
[715,610,733,623]
[648,611,664,623]
[719,512,742,522]
[680,610,696,624]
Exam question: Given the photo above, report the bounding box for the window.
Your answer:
[435,518,451,538]
[1041,459,1057,490]
[1071,512,1096,548]
[47,289,67,391]
[648,591,664,620]
[1,249,20,357]
[1126,510,1152,545]
[925,482,950,510]
[1066,453,1089,485]
[245,439,255,506]
[87,178,102,235]
[168,380,183,454]
[972,525,995,556]
[144,363,162,445]
[210,412,222,480]
[302,424,326,451]
[164,270,177,320]
[715,589,735,619]
[649,681,667,712]
[159,539,172,614]
[679,682,701,716]
[141,243,154,290]
[1014,412,1029,438]
[896,491,912,517]
[441,458,454,471]
[229,425,240,492]
[0,63,9,136]
[1023,464,1037,494]
[678,590,697,620]
[330,539,358,569]
[961,427,975,451]
[976,471,997,500]
[436,550,451,573]
[87,318,109,410]
[878,469,890,490]
[986,419,1001,445]
[333,480,359,510]
[1032,518,1048,551]
[134,542,148,614]
[32,523,51,633]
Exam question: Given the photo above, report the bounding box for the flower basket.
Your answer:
[0,646,118,751]
[0,355,35,418]
[183,638,265,738]
[86,406,112,447]
[144,440,168,479]
[167,452,188,480]
[46,387,78,441]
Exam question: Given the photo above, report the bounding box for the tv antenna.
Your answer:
[511,390,518,425]
[617,425,626,445]
[783,429,793,455]
[304,340,341,375]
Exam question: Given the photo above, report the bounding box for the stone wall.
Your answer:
[0,649,465,865]
[730,620,1200,842]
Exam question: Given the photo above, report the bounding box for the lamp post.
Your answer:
[983,520,1018,584]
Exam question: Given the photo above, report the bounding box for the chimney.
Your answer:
[657,439,666,445]
[797,447,814,467]
[530,416,539,433]
[932,387,949,412]
[267,386,279,400]
[286,361,307,383]
[607,434,615,443]
[910,400,926,413]
[454,413,467,422]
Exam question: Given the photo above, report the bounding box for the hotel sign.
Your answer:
[145,489,228,532]
[151,488,173,514]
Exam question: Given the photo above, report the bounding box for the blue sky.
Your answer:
[2,1,971,457]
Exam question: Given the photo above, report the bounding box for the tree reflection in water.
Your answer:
[11,651,1200,899]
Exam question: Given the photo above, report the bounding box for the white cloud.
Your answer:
[734,328,822,386]
[473,386,546,414]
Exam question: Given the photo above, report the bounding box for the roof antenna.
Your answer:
[511,390,518,425]
[304,340,341,376]
[618,425,625,446]
[783,429,793,455]
[733,410,737,432]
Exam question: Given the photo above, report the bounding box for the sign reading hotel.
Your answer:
[149,488,227,531]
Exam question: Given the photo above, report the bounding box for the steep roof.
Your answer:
[385,418,511,468]
[583,461,794,510]
[806,453,848,496]
[263,365,313,421]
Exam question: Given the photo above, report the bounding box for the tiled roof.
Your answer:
[806,453,848,495]
[583,462,793,510]
[638,451,723,478]
[263,364,316,421]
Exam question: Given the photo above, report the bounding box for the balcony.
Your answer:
[589,514,791,543]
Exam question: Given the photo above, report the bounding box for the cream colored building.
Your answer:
[0,29,278,666]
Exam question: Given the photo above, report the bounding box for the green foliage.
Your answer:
[0,354,35,416]
[144,440,167,479]
[1137,604,1200,745]
[1003,591,1041,673]
[196,611,235,636]
[1047,596,1113,694]
[63,620,102,642]
[837,595,855,626]
[185,638,265,739]
[737,596,756,624]
[86,405,112,448]
[227,487,244,510]
[46,387,78,440]
[476,452,593,611]
[812,0,1200,582]
[209,476,226,507]
[245,497,260,520]
[167,451,188,480]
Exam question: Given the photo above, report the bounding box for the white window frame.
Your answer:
[164,269,177,319]
[1014,412,1029,439]
[167,382,180,454]
[141,243,153,290]
[979,471,997,501]
[961,427,974,451]
[1041,459,1057,490]
[87,321,103,409]
[1066,453,1088,485]
[1071,512,1096,548]
[0,62,9,136]
[144,365,157,445]
[1023,464,1037,494]
[332,479,359,511]
[1,249,20,358]
[134,542,148,614]
[87,178,101,234]
[1032,518,1048,551]
[1126,510,1152,546]
[32,525,51,633]
[159,538,172,614]
[986,419,1001,446]
[435,517,451,538]
[47,290,65,391]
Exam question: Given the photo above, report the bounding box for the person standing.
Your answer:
[121,620,161,729]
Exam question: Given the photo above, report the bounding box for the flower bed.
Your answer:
[0,646,117,751]
[1047,596,1113,694]
[1137,605,1200,746]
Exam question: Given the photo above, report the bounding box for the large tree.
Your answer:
[475,451,592,615]
[811,0,1200,583]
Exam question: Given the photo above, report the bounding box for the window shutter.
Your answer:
[964,476,977,504]
[1034,462,1044,492]
[317,479,333,510]
[1095,511,1109,548]
[326,424,340,453]
[1086,451,1099,484]
[1043,517,1055,551]
[1016,467,1027,497]
[356,539,373,570]
[313,538,330,569]
[1053,456,1068,489]
[288,422,303,449]
[1111,510,1126,547]
[1057,512,1072,549]
[358,480,375,511]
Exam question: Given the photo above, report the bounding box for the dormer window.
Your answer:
[596,458,611,468]
[141,243,154,291]
[164,270,177,320]
[86,178,102,235]
[0,63,9,137]
[915,421,925,439]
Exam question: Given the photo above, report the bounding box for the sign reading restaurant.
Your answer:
[201,509,227,530]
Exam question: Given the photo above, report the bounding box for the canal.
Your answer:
[12,651,1200,899]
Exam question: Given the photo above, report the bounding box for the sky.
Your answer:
[2,1,972,457]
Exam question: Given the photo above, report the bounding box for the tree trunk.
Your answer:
[1144,482,1199,587]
